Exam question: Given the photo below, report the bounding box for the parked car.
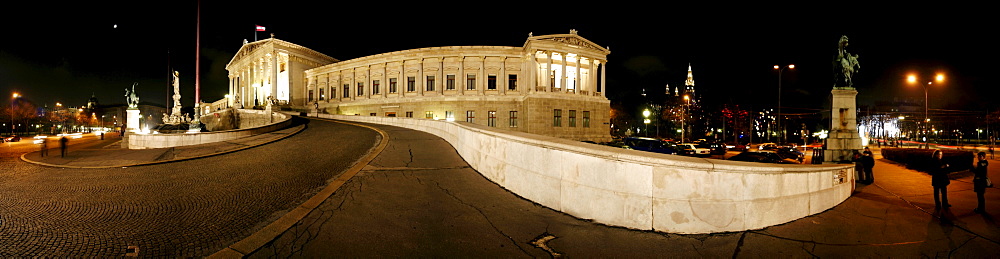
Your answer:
[774,146,805,162]
[697,142,727,155]
[726,143,749,152]
[4,135,21,142]
[677,143,712,157]
[623,137,678,155]
[758,143,778,150]
[727,150,800,164]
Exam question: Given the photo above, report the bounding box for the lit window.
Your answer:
[319,88,325,100]
[425,111,434,119]
[488,111,496,127]
[445,111,454,121]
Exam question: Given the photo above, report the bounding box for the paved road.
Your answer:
[250,120,1000,258]
[0,118,379,257]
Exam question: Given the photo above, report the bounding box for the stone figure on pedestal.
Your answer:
[826,35,863,164]
[125,83,140,109]
[834,35,860,88]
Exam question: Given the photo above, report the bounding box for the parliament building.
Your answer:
[226,30,611,142]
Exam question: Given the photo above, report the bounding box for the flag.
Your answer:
[255,25,266,31]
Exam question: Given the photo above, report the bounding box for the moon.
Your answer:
[113,24,118,29]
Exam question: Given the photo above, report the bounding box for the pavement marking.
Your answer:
[208,117,389,258]
[529,233,562,258]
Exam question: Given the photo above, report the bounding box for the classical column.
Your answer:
[561,52,568,92]
[382,63,388,98]
[417,59,424,96]
[458,56,465,95]
[589,57,597,96]
[366,65,372,100]
[478,56,485,96]
[438,58,444,95]
[528,52,537,92]
[271,51,278,102]
[546,51,553,92]
[600,60,607,97]
[575,55,582,95]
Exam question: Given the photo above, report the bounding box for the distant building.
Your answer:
[225,31,612,142]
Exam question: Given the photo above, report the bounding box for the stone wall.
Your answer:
[127,110,290,149]
[319,113,855,234]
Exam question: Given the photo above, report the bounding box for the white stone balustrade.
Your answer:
[317,113,855,234]
[126,110,291,150]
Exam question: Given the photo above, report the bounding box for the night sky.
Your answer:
[2,4,995,115]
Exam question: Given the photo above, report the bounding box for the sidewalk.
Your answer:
[20,125,304,168]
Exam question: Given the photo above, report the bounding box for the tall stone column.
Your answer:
[825,88,862,163]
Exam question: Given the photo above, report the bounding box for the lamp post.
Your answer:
[682,95,690,142]
[907,73,944,148]
[11,93,19,136]
[774,64,794,144]
[642,109,651,137]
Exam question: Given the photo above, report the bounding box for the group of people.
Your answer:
[854,148,990,213]
[37,136,70,158]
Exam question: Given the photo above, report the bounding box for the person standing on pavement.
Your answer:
[852,150,866,183]
[973,152,989,213]
[59,136,69,158]
[861,150,875,184]
[40,138,48,157]
[931,150,951,209]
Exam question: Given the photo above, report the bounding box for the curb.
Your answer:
[18,124,306,169]
[208,118,389,258]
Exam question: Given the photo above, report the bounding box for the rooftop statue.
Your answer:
[834,35,860,88]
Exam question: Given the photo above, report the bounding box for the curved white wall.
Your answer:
[127,110,291,150]
[318,114,855,234]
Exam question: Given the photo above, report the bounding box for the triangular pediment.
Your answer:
[527,33,609,54]
[226,38,339,69]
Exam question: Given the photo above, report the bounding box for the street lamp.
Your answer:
[11,93,20,136]
[907,73,944,148]
[642,109,651,137]
[774,64,794,144]
[682,95,690,142]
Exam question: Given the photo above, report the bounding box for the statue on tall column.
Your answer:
[833,35,861,88]
[124,83,140,109]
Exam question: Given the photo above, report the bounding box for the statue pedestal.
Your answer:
[126,108,141,132]
[824,88,862,163]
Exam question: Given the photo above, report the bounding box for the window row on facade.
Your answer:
[308,74,520,102]
[552,109,592,128]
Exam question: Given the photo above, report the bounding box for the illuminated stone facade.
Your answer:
[227,31,611,142]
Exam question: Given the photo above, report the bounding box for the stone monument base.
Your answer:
[126,108,141,133]
[824,88,862,164]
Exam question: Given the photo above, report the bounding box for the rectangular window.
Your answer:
[386,112,397,117]
[319,88,325,100]
[509,111,518,128]
[466,74,476,90]
[343,84,350,98]
[569,110,577,127]
[446,75,456,90]
[550,71,556,89]
[389,78,398,93]
[487,75,497,90]
[405,111,413,118]
[553,109,562,127]
[407,77,416,92]
[357,82,364,96]
[466,110,475,123]
[425,111,434,119]
[508,74,517,90]
[426,76,436,91]
[488,111,496,127]
[583,111,591,128]
[308,90,314,102]
[330,87,336,99]
[370,113,377,116]
[445,111,454,121]
[372,80,380,95]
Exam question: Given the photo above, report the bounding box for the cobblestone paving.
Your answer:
[0,119,379,257]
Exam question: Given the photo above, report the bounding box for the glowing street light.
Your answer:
[11,93,20,135]
[774,64,794,144]
[907,73,945,148]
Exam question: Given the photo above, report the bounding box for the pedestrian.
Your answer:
[861,150,875,184]
[40,138,48,157]
[931,150,951,209]
[59,136,69,158]
[973,152,989,213]
[852,150,865,183]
